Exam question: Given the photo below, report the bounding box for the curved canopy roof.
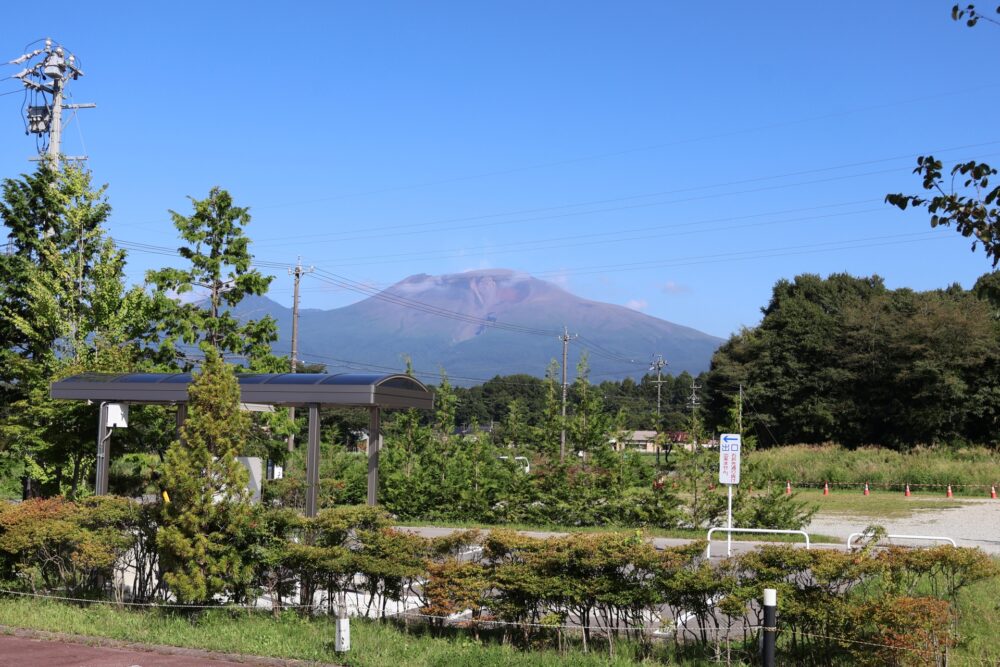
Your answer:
[51,372,433,410]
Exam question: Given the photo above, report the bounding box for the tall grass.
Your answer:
[747,445,1000,492]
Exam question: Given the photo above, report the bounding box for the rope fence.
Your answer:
[761,480,999,495]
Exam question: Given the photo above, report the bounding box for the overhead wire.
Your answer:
[117,138,1000,238]
[303,200,885,268]
[108,229,956,362]
[250,164,915,248]
[528,230,947,279]
[245,87,997,211]
[304,268,561,337]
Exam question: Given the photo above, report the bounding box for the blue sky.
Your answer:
[2,1,997,341]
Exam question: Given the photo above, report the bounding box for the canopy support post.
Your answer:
[305,404,321,518]
[367,406,381,507]
[95,401,110,495]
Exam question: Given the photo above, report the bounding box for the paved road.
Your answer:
[396,525,812,559]
[401,500,1000,557]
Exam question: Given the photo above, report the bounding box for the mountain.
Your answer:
[238,269,723,385]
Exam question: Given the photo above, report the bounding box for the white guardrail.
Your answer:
[705,527,811,558]
[846,533,956,551]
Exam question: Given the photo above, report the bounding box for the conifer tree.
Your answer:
[146,187,280,370]
[157,350,254,604]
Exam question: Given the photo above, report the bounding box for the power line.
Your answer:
[112,139,1000,242]
[243,88,997,211]
[305,269,560,337]
[247,165,905,249]
[109,229,956,345]
[295,200,885,268]
[247,140,1000,248]
[529,230,948,279]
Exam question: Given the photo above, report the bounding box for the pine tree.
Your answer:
[146,187,280,370]
[157,350,254,604]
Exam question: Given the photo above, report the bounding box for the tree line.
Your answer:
[701,272,1000,449]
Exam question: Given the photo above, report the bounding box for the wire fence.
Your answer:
[0,587,996,665]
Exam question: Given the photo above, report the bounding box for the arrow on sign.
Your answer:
[722,434,740,444]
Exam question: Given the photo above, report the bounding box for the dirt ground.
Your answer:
[0,628,334,667]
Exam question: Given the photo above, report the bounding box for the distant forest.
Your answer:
[452,272,1000,450]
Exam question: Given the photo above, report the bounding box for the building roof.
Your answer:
[50,372,433,410]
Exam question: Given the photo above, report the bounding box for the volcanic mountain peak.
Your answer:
[238,268,723,384]
[386,269,566,312]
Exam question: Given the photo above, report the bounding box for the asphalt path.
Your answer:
[399,499,1000,557]
[395,525,812,559]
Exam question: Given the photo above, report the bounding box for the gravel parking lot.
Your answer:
[807,498,1000,553]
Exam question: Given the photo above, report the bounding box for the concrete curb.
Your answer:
[0,624,343,667]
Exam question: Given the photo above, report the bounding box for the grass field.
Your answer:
[793,488,970,519]
[0,574,997,666]
[745,444,1000,493]
[0,597,685,666]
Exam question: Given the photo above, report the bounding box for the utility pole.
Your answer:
[11,38,93,165]
[688,378,701,446]
[287,258,314,452]
[650,354,667,466]
[558,327,577,462]
[738,383,743,435]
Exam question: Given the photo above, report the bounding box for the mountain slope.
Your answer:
[240,269,723,384]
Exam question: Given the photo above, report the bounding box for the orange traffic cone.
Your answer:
[991,485,997,499]
[904,483,911,497]
[946,484,953,498]
[785,480,792,496]
[863,482,870,496]
[823,482,829,496]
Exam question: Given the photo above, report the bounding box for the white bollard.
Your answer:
[335,617,350,652]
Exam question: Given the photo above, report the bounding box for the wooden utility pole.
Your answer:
[287,258,314,451]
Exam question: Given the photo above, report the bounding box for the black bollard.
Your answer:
[762,588,776,667]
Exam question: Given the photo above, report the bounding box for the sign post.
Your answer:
[719,433,742,557]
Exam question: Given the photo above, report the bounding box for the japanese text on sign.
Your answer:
[719,433,741,485]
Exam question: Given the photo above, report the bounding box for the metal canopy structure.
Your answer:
[51,373,433,516]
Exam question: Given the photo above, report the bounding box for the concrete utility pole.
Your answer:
[287,258,314,451]
[650,354,667,418]
[738,383,743,434]
[688,379,701,445]
[650,354,667,466]
[11,38,93,165]
[558,326,577,462]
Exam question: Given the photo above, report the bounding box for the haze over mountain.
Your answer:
[239,269,723,385]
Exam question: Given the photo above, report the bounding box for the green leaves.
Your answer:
[0,164,155,495]
[888,155,1000,266]
[145,186,279,369]
[704,273,1000,448]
